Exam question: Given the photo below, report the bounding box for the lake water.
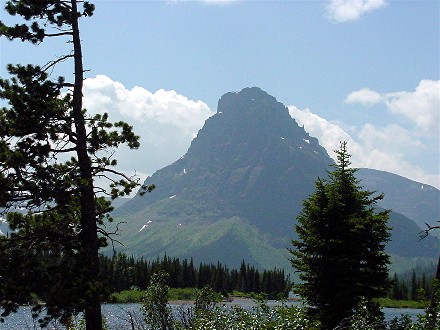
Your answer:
[0,300,424,330]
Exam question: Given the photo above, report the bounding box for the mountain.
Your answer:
[115,87,331,237]
[110,87,439,274]
[357,168,439,231]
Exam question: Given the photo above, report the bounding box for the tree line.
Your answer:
[100,253,290,299]
[389,270,435,301]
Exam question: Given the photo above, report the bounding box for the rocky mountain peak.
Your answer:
[217,87,281,115]
[186,87,328,168]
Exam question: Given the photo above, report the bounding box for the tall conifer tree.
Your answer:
[290,142,391,329]
[0,1,152,329]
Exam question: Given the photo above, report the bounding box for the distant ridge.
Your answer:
[357,168,440,231]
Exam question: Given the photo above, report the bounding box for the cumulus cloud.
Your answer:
[358,124,424,152]
[83,75,213,179]
[385,80,440,136]
[326,0,388,22]
[289,106,356,154]
[288,105,439,189]
[346,80,440,137]
[345,88,382,105]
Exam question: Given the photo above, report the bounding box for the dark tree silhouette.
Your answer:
[290,142,391,330]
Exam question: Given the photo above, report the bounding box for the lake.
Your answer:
[0,300,424,329]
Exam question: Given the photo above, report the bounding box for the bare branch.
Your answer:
[98,221,126,254]
[92,167,139,182]
[50,147,77,153]
[93,187,111,196]
[44,31,73,37]
[60,82,75,88]
[419,220,440,240]
[41,53,74,73]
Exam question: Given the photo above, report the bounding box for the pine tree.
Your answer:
[411,269,418,301]
[0,1,152,329]
[290,142,391,330]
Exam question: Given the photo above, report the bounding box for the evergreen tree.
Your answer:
[0,1,152,329]
[411,270,418,301]
[290,142,391,330]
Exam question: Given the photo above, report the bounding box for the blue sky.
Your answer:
[1,0,439,188]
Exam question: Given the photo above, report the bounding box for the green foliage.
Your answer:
[139,272,319,330]
[416,279,440,330]
[387,270,434,302]
[290,142,391,329]
[110,287,213,303]
[375,298,424,309]
[386,315,414,330]
[193,286,220,315]
[110,289,146,303]
[333,298,384,330]
[191,301,320,330]
[67,316,109,330]
[384,281,440,330]
[141,271,175,330]
[169,288,201,301]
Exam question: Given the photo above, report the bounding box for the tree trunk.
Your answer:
[71,1,102,329]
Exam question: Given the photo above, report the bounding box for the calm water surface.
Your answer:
[1,300,424,330]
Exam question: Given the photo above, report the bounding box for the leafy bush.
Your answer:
[141,271,174,330]
[191,299,320,330]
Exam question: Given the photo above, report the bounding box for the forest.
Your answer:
[100,252,435,303]
[100,253,290,299]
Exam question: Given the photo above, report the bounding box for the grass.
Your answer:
[374,297,425,309]
[109,289,426,310]
[109,289,145,303]
[109,288,202,303]
[168,288,198,301]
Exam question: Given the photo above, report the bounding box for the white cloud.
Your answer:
[326,0,388,22]
[385,80,440,136]
[288,105,439,189]
[83,75,213,180]
[359,123,424,152]
[345,87,382,105]
[347,80,440,137]
[289,106,355,154]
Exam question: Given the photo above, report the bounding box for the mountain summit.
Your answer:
[112,88,439,272]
